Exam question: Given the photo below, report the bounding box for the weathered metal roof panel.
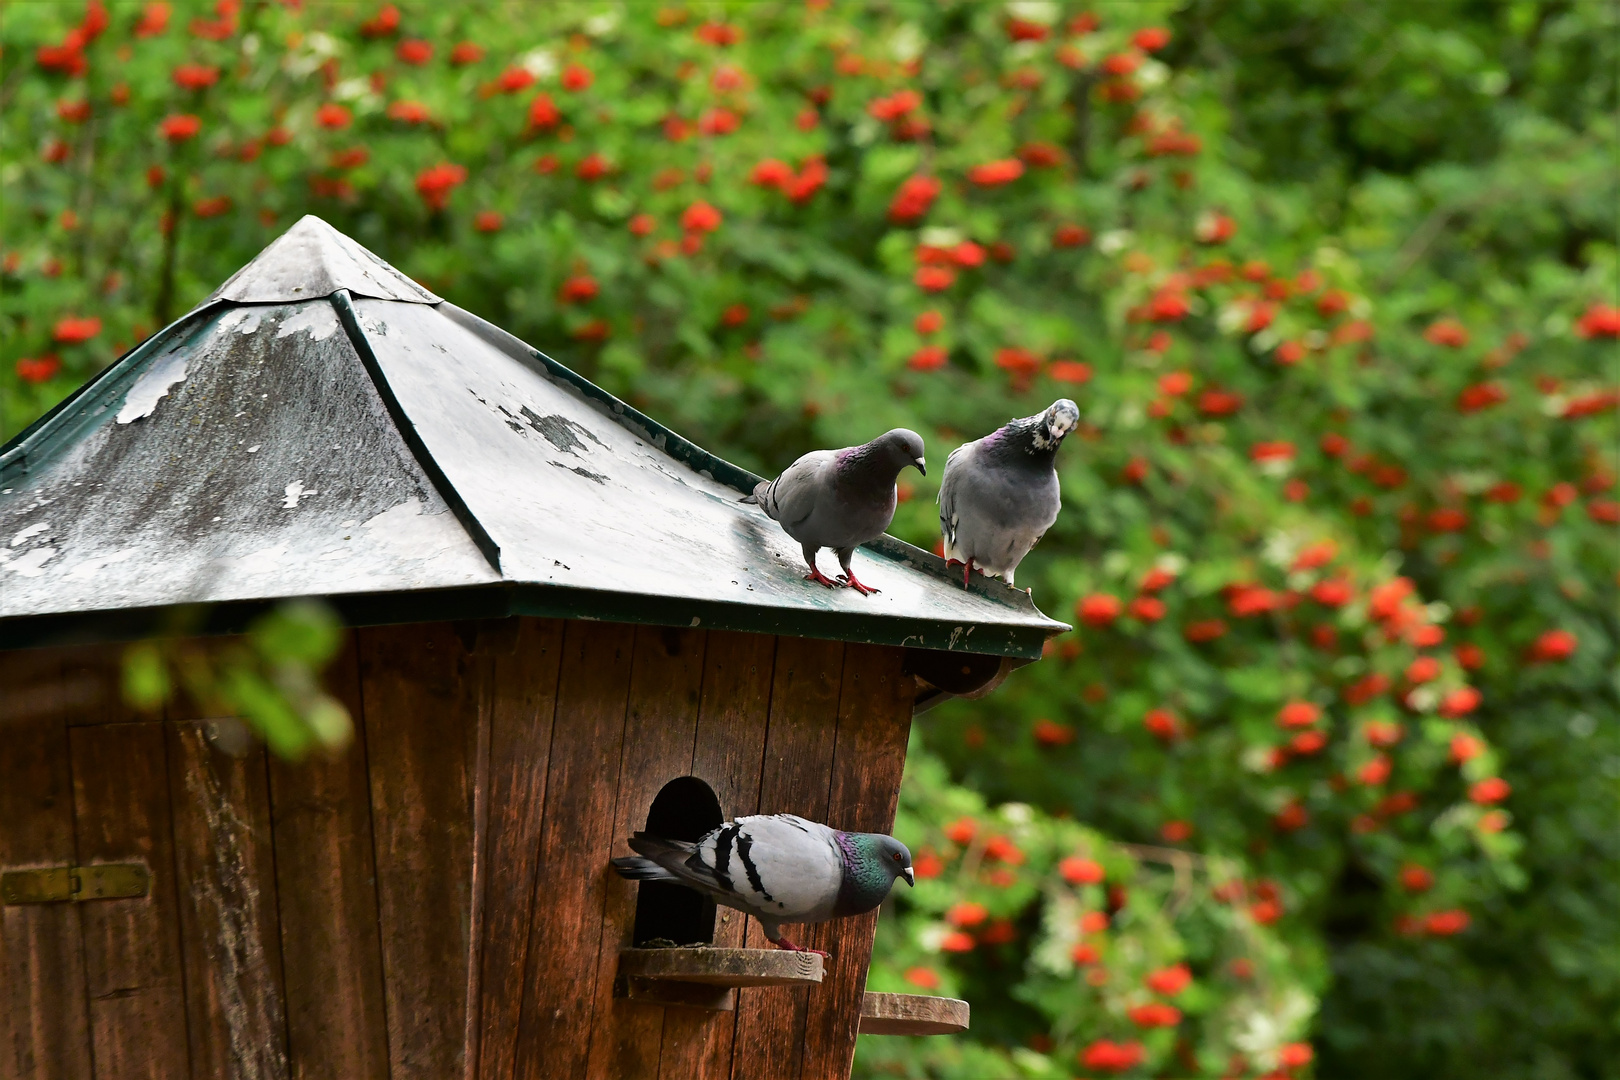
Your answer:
[347,297,1058,646]
[0,300,497,618]
[206,214,440,305]
[0,217,1068,656]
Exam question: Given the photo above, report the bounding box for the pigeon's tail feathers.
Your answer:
[618,834,701,882]
[611,856,682,882]
[628,833,698,861]
[741,478,773,509]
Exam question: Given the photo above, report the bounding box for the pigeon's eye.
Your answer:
[892,852,903,861]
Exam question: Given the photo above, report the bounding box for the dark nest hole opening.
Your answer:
[631,775,723,947]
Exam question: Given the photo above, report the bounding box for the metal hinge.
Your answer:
[1,864,150,904]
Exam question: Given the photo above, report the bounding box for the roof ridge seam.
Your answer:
[330,290,505,576]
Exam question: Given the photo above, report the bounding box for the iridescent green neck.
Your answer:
[834,832,897,916]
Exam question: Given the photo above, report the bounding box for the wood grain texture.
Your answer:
[730,635,847,1080]
[268,636,390,1080]
[857,993,968,1035]
[473,617,564,1080]
[619,948,822,986]
[166,722,290,1080]
[512,620,635,1080]
[0,642,113,727]
[660,630,778,1080]
[801,645,914,1080]
[55,642,126,726]
[359,622,481,1080]
[585,626,708,1080]
[464,636,492,1080]
[0,648,92,1080]
[71,720,193,1080]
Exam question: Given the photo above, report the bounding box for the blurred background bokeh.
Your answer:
[2,3,1616,1077]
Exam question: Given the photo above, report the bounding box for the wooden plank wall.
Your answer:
[0,647,92,1080]
[0,620,917,1080]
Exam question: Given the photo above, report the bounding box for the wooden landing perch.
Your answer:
[858,992,971,1035]
[619,946,824,986]
[615,947,824,1011]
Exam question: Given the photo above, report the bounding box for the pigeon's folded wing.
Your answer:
[759,452,834,528]
[686,814,842,920]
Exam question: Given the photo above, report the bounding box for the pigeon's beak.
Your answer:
[914,457,927,476]
[902,867,915,887]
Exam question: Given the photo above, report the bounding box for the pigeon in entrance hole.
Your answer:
[742,429,926,595]
[938,398,1079,588]
[611,814,914,955]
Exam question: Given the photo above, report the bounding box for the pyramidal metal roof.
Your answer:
[0,216,1067,657]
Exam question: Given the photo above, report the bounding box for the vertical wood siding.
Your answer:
[166,721,289,1080]
[660,629,779,1079]
[71,720,193,1078]
[472,617,563,1080]
[269,638,390,1080]
[583,626,709,1080]
[0,621,916,1080]
[0,648,92,1080]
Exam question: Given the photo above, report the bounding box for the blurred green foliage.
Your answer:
[118,600,353,758]
[1,1,1615,1077]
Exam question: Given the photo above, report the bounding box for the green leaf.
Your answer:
[121,642,170,712]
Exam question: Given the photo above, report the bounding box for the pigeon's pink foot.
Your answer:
[803,566,841,589]
[770,936,831,958]
[839,570,880,595]
[962,558,976,588]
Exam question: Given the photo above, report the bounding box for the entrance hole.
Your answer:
[630,775,724,947]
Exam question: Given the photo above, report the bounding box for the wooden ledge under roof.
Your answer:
[0,216,1067,677]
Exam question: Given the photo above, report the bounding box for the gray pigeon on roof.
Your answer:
[742,429,926,595]
[612,813,913,954]
[939,399,1079,588]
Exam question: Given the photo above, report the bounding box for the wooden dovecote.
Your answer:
[0,217,1065,1080]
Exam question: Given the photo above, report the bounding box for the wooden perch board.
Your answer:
[858,993,970,1036]
[617,947,823,987]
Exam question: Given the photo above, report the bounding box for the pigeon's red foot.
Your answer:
[839,570,880,596]
[803,566,841,589]
[962,558,976,588]
[770,936,831,958]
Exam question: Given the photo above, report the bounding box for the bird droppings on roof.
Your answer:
[216,308,265,336]
[11,521,49,547]
[116,349,189,424]
[2,546,58,578]
[282,481,318,509]
[275,303,341,341]
[63,547,138,582]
